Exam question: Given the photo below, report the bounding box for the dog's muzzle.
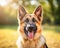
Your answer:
[24,23,37,40]
[27,24,37,32]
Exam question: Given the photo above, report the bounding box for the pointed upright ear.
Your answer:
[18,5,27,20]
[34,5,43,20]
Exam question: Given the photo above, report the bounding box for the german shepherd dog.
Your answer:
[16,5,48,48]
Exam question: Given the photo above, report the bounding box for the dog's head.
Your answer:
[18,5,43,40]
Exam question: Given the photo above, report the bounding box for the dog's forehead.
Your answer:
[25,14,35,17]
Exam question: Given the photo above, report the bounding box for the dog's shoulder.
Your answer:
[16,35,23,48]
[37,35,46,48]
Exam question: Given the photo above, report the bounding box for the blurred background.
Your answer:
[0,0,60,48]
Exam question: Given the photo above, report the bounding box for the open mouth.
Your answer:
[28,31,34,39]
[24,26,37,40]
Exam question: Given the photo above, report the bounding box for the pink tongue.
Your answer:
[28,32,34,39]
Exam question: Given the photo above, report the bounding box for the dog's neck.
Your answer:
[22,35,46,48]
[23,38,39,48]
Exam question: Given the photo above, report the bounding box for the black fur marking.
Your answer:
[45,43,48,48]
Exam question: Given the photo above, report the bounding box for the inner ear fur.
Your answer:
[19,5,27,20]
[34,5,43,17]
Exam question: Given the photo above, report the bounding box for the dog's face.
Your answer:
[18,5,43,40]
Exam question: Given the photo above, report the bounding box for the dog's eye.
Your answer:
[32,18,37,22]
[25,18,29,22]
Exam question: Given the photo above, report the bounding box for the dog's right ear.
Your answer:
[18,5,27,20]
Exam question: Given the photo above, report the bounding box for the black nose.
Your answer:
[28,26,37,32]
[29,26,34,30]
[28,26,34,32]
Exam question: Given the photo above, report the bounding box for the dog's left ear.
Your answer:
[34,5,43,20]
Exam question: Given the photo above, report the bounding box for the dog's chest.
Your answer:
[23,40,38,48]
